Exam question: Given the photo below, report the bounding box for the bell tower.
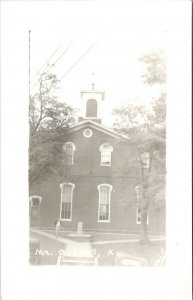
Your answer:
[79,75,105,124]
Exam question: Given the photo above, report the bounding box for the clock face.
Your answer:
[83,128,93,138]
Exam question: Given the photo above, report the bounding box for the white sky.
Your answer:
[25,1,169,126]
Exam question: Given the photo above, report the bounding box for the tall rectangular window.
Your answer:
[60,183,75,221]
[101,152,111,166]
[98,184,113,222]
[141,152,150,168]
[100,144,113,166]
[63,142,76,165]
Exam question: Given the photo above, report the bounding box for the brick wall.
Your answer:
[30,126,165,234]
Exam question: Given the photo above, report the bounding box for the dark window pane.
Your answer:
[61,202,72,220]
[32,197,40,206]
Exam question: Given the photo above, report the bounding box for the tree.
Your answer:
[113,49,166,244]
[29,72,76,188]
[138,50,166,243]
[139,49,166,86]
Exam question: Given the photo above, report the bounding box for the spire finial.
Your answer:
[91,72,95,90]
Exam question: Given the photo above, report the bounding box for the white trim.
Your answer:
[97,183,113,192]
[60,183,75,221]
[63,142,76,151]
[29,195,42,207]
[70,123,120,139]
[83,128,93,138]
[80,90,105,101]
[97,184,113,223]
[84,117,98,119]
[67,119,131,141]
[63,142,76,165]
[99,143,113,152]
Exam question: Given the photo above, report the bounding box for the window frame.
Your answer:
[83,128,93,138]
[100,143,113,167]
[97,184,113,223]
[136,207,149,225]
[60,183,75,221]
[140,152,150,169]
[63,142,76,165]
[29,195,42,207]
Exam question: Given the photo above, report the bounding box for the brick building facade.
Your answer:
[29,86,165,234]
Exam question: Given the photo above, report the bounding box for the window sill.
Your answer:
[98,220,110,223]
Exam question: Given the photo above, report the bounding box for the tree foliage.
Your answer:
[139,49,166,85]
[29,72,76,188]
[113,49,166,243]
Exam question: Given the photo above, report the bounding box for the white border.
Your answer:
[1,2,191,300]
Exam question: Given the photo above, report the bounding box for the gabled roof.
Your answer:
[66,119,131,141]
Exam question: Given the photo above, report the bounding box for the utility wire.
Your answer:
[59,34,104,82]
[31,33,104,93]
[31,32,79,85]
[52,34,78,66]
[31,33,71,79]
[31,35,78,91]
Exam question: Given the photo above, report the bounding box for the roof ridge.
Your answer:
[68,119,131,140]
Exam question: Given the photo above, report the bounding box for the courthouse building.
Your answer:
[29,85,165,234]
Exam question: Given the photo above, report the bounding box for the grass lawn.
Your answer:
[30,230,165,266]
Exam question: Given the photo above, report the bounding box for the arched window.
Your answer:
[63,142,76,165]
[29,196,42,227]
[60,183,75,221]
[86,99,97,117]
[100,143,113,166]
[98,184,113,222]
[29,195,42,207]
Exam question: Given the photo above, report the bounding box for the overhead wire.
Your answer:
[31,33,71,80]
[31,33,79,90]
[59,33,104,82]
[52,34,79,66]
[31,32,105,93]
[32,34,78,89]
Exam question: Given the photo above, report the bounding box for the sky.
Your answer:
[26,1,169,126]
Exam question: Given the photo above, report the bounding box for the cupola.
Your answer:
[79,79,105,124]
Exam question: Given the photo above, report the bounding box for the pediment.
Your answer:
[66,120,130,141]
